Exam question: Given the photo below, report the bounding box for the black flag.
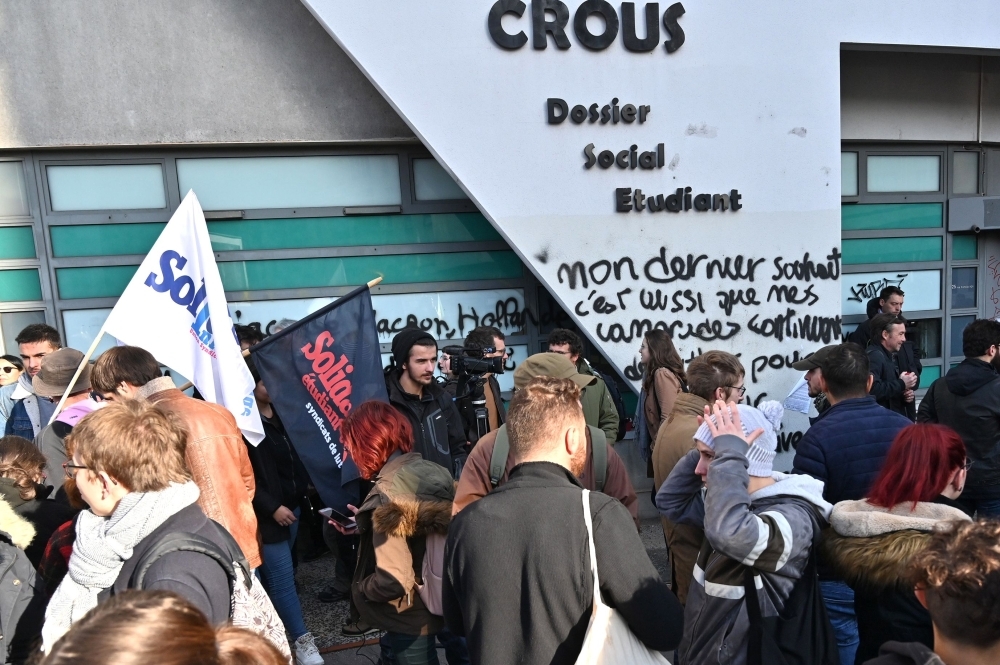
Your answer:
[250,285,387,511]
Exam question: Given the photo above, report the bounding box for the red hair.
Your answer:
[867,424,966,509]
[341,401,413,479]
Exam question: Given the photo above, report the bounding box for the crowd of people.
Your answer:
[0,301,993,665]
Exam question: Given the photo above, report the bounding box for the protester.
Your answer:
[460,326,507,443]
[41,401,235,651]
[235,323,266,351]
[823,424,973,663]
[384,328,467,478]
[328,400,457,665]
[0,356,22,388]
[39,590,287,665]
[243,358,323,665]
[452,352,638,525]
[795,344,838,416]
[848,286,905,350]
[791,342,912,665]
[867,314,920,419]
[0,436,77,568]
[0,324,62,439]
[90,345,261,569]
[547,328,620,443]
[657,400,834,665]
[0,470,45,664]
[917,318,1000,518]
[444,376,683,665]
[861,520,1000,665]
[636,330,687,473]
[437,350,456,383]
[651,350,744,605]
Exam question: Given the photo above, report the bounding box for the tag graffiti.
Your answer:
[144,250,217,356]
[301,331,355,466]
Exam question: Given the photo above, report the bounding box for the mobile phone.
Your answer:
[319,507,356,528]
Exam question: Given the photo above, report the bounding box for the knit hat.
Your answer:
[694,401,784,477]
[391,327,436,367]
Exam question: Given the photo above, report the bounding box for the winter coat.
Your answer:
[444,461,684,665]
[245,412,310,544]
[867,343,915,419]
[352,452,454,636]
[453,426,638,526]
[657,437,833,665]
[0,496,45,664]
[0,479,76,569]
[917,358,1000,498]
[823,499,971,664]
[645,368,683,441]
[577,361,620,445]
[385,370,467,476]
[1,375,54,441]
[652,392,709,605]
[862,641,945,665]
[792,397,911,506]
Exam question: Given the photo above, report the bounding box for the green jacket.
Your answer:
[577,361,620,444]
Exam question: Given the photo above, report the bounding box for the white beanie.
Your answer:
[694,401,784,477]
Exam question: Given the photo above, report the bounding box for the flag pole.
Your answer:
[48,323,107,425]
[174,276,384,393]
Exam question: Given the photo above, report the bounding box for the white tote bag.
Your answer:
[574,490,672,665]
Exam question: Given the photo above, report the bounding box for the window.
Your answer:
[47,164,166,211]
[841,152,858,197]
[952,151,979,194]
[951,268,977,309]
[950,315,976,357]
[0,162,30,217]
[841,203,941,231]
[0,269,42,302]
[0,227,36,260]
[867,155,940,193]
[413,159,469,201]
[841,237,942,265]
[0,311,46,355]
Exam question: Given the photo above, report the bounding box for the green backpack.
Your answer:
[489,424,607,491]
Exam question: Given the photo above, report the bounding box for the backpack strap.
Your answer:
[588,426,607,493]
[489,425,510,488]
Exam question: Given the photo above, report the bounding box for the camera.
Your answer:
[443,345,505,377]
[443,345,505,444]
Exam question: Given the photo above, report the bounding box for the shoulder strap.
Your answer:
[587,426,607,492]
[743,565,765,665]
[581,489,601,598]
[489,425,510,488]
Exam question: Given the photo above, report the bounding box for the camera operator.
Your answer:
[456,326,508,445]
[384,328,468,478]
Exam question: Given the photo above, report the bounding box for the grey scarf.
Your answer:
[41,481,201,651]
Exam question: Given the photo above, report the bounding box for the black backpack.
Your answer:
[591,367,628,442]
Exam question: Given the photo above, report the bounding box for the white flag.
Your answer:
[103,191,264,444]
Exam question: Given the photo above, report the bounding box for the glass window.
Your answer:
[842,270,940,316]
[952,234,977,260]
[866,155,940,193]
[47,164,167,211]
[0,227,36,260]
[841,203,941,231]
[841,237,942,265]
[50,222,165,258]
[0,311,45,355]
[952,151,980,194]
[908,318,941,359]
[918,365,941,390]
[841,152,858,197]
[951,315,976,357]
[55,265,136,300]
[62,309,118,357]
[0,162,30,217]
[0,269,42,302]
[176,156,402,210]
[951,268,977,309]
[413,159,468,201]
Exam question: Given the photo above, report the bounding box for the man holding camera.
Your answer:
[458,326,508,445]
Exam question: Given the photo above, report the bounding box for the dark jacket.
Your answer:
[353,452,454,636]
[846,297,883,350]
[454,374,506,446]
[385,370,467,476]
[100,503,232,625]
[917,358,1000,497]
[862,641,945,665]
[2,401,33,442]
[867,343,912,419]
[444,461,683,665]
[0,497,45,664]
[0,479,76,569]
[245,412,310,544]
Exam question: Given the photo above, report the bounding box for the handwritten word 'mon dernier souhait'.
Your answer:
[144,249,217,356]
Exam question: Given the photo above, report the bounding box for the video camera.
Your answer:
[443,345,505,443]
[443,345,505,378]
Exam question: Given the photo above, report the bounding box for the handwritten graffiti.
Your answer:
[846,274,907,304]
[777,431,803,453]
[747,308,842,343]
[750,351,803,384]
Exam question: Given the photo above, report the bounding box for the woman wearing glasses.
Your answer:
[0,355,23,387]
[823,423,974,663]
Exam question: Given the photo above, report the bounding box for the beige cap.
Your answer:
[32,348,91,398]
[513,353,597,391]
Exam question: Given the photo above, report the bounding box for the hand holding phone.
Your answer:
[320,505,358,534]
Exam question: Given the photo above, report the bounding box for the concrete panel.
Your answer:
[0,0,413,148]
[841,51,981,141]
[982,57,1000,143]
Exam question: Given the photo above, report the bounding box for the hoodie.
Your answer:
[657,435,832,665]
[918,358,1000,494]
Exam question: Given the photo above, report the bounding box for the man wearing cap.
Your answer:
[791,342,912,665]
[31,348,101,492]
[452,352,638,525]
[384,328,467,477]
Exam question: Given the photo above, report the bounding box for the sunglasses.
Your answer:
[0,366,18,374]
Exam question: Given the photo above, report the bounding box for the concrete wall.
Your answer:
[0,0,413,148]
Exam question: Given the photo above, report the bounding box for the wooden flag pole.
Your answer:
[49,324,107,425]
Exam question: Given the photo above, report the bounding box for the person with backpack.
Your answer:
[40,400,288,658]
[657,400,837,665]
[452,352,638,526]
[547,328,621,443]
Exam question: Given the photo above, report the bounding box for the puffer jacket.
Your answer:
[353,452,454,636]
[823,499,971,664]
[0,497,45,664]
[139,377,261,569]
[657,437,832,665]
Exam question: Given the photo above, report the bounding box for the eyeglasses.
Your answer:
[62,462,89,480]
[90,391,106,402]
[0,366,17,374]
[728,385,747,397]
[964,459,975,472]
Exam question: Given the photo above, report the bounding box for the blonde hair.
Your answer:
[0,436,46,500]
[66,401,190,492]
[507,376,584,459]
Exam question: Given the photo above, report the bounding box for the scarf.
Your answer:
[41,481,201,652]
[634,388,651,461]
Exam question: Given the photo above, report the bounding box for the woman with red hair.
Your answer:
[823,423,973,663]
[333,400,455,665]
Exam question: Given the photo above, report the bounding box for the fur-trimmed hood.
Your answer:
[0,496,35,551]
[372,498,452,538]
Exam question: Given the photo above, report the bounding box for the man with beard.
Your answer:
[443,376,683,665]
[918,318,1000,518]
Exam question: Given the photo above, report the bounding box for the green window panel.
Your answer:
[952,234,978,260]
[0,227,36,259]
[919,365,941,390]
[50,222,166,258]
[841,237,942,265]
[56,251,523,299]
[841,203,942,231]
[0,269,42,301]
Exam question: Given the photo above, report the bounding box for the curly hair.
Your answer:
[909,519,1000,648]
[0,436,46,501]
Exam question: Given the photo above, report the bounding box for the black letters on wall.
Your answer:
[621,3,659,52]
[488,0,529,50]
[573,0,619,50]
[662,2,685,53]
[532,0,572,49]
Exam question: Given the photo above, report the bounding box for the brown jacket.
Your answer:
[453,427,639,527]
[645,368,682,440]
[652,393,707,604]
[142,378,261,568]
[353,452,454,636]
